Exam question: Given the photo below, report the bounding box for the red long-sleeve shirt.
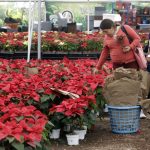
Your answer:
[96,25,141,70]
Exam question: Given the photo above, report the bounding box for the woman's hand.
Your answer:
[102,65,111,74]
[123,46,131,53]
[92,68,99,74]
[92,65,112,75]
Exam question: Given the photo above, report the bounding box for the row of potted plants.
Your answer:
[0,58,112,149]
[0,31,103,53]
[0,31,148,54]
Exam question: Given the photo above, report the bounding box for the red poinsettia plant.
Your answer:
[49,95,97,130]
[0,58,111,149]
[0,31,103,53]
[0,102,49,149]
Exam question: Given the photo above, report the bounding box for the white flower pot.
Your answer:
[49,129,61,139]
[66,134,79,145]
[73,129,86,140]
[82,125,87,134]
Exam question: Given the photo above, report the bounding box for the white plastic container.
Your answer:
[66,134,79,145]
[49,129,61,139]
[73,129,86,140]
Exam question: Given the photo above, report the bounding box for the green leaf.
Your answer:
[0,147,5,150]
[96,87,102,94]
[27,99,34,105]
[40,140,51,150]
[6,137,15,143]
[34,141,42,148]
[15,116,24,122]
[24,146,33,150]
[49,94,55,101]
[20,136,24,143]
[40,101,49,110]
[42,131,48,141]
[47,121,54,127]
[40,95,50,103]
[12,141,24,150]
[35,141,51,150]
[38,89,45,93]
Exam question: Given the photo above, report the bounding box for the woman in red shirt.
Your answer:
[94,19,147,118]
[94,19,140,72]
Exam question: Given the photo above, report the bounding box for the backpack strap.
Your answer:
[121,26,133,44]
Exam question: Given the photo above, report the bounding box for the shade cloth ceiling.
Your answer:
[0,0,149,2]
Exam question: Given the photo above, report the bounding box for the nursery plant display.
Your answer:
[0,32,103,53]
[0,58,111,149]
[0,31,148,54]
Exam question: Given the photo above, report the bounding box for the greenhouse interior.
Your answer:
[0,0,150,150]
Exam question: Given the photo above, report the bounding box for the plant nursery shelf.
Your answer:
[42,51,100,59]
[0,51,101,59]
[0,51,38,59]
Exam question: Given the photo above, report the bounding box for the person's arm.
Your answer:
[124,25,141,50]
[96,45,109,70]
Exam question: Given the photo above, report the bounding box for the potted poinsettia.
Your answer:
[48,112,64,139]
[49,95,97,140]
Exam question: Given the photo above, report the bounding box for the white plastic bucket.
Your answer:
[66,134,79,145]
[73,130,86,140]
[50,129,61,139]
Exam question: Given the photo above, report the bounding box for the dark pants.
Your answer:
[113,61,139,70]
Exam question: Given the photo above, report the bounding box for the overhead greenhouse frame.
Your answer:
[1,0,150,2]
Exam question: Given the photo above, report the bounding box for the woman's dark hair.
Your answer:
[100,19,115,30]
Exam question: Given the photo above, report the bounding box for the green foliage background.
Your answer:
[45,2,113,31]
[0,1,149,29]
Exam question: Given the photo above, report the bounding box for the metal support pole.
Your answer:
[37,0,41,59]
[27,0,32,62]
